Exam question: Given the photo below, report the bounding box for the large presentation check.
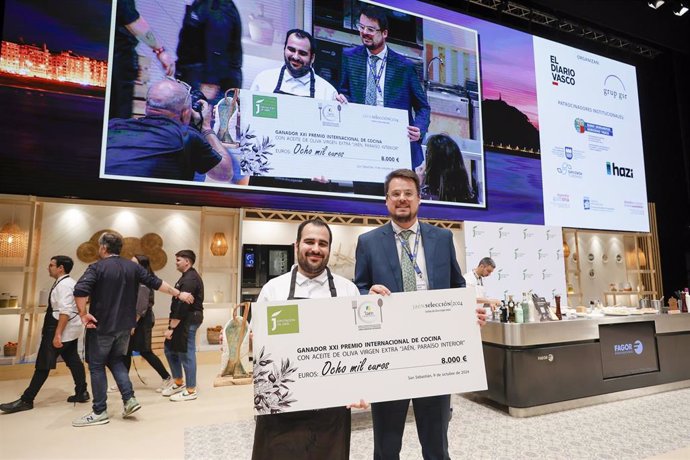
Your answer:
[239,91,411,182]
[251,288,487,415]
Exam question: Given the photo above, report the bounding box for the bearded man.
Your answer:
[249,29,338,100]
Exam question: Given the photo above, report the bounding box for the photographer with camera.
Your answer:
[105,78,233,183]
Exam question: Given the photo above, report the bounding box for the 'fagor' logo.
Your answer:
[614,339,644,355]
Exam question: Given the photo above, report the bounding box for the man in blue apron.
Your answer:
[251,218,366,460]
[1,256,88,414]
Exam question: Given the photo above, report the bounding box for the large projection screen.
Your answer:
[1,0,649,231]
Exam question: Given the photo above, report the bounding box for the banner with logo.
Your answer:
[251,288,486,415]
[464,221,568,305]
[533,37,649,232]
[239,91,410,183]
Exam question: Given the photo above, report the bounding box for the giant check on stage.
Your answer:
[251,288,487,415]
[239,91,410,182]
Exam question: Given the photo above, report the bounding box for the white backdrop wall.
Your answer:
[37,202,201,319]
[464,221,568,305]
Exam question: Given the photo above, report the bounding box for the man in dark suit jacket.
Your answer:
[338,5,430,171]
[355,169,487,459]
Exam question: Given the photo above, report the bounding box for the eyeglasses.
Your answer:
[165,76,192,103]
[387,190,417,200]
[357,23,381,34]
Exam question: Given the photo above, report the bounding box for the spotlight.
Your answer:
[673,1,688,15]
[647,0,665,7]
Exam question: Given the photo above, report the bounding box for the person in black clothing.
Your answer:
[0,256,88,414]
[123,255,173,393]
[176,0,243,104]
[422,134,476,203]
[105,78,233,182]
[111,0,175,119]
[71,232,194,427]
[162,250,204,402]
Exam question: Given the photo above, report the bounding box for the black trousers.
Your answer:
[21,338,87,403]
[122,350,170,380]
[371,394,451,460]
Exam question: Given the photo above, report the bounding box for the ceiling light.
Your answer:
[673,2,688,15]
[648,0,665,8]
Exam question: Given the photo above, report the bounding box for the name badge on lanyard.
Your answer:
[398,231,427,291]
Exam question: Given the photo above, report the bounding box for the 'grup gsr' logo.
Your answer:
[253,95,278,118]
[267,305,299,335]
[603,74,628,101]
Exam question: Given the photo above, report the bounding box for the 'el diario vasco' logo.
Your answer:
[550,55,575,86]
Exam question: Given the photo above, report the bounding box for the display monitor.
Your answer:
[599,321,660,379]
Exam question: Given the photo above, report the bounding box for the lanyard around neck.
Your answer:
[398,230,422,277]
[368,51,387,98]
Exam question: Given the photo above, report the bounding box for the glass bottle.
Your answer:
[521,292,530,323]
[507,295,516,323]
[500,300,508,323]
[554,294,562,320]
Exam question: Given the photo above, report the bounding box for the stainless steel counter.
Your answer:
[481,314,690,347]
[476,313,690,416]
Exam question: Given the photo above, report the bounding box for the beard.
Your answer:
[390,207,417,225]
[298,250,329,277]
[284,55,312,78]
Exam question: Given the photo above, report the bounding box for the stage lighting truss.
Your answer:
[466,0,662,58]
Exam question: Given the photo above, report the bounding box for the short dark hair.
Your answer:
[284,28,316,56]
[384,168,420,196]
[479,257,496,268]
[359,4,389,31]
[296,218,332,248]
[51,255,74,274]
[134,254,154,275]
[175,249,196,265]
[98,232,122,255]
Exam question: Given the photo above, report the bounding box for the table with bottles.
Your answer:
[476,311,690,417]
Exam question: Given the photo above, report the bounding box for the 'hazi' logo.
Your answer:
[606,162,633,178]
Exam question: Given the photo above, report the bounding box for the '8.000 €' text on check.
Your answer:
[251,287,487,415]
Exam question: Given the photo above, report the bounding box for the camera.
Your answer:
[190,88,208,113]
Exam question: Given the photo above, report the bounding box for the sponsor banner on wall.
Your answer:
[464,221,568,305]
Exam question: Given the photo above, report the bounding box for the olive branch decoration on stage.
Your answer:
[253,347,298,414]
[239,125,274,176]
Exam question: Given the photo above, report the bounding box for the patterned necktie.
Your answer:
[400,230,417,292]
[365,55,380,106]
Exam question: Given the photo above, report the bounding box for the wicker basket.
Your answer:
[4,343,17,357]
[207,329,222,345]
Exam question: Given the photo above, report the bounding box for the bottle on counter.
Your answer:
[528,292,538,322]
[507,295,516,323]
[588,300,595,313]
[499,300,508,323]
[521,292,531,323]
[554,294,562,320]
[515,300,524,323]
[684,288,690,313]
